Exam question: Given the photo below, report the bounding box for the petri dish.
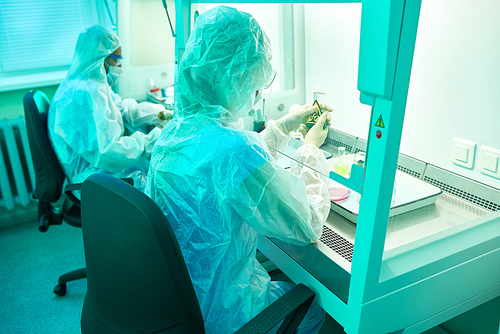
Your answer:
[329,186,350,202]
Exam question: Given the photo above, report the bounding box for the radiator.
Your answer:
[0,117,36,210]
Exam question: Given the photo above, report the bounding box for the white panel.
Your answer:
[479,145,500,179]
[451,137,475,169]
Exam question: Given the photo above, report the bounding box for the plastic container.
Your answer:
[150,87,161,98]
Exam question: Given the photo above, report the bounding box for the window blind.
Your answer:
[0,0,110,74]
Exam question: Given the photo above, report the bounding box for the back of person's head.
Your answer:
[67,25,120,82]
[175,6,273,123]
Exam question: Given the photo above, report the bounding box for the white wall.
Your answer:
[117,0,177,101]
[128,0,176,66]
[305,0,500,190]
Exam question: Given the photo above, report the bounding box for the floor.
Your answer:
[0,206,86,334]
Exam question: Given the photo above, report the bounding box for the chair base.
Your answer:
[54,268,87,296]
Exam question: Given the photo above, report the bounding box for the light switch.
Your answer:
[453,145,469,163]
[451,138,475,169]
[483,154,498,172]
[479,145,500,179]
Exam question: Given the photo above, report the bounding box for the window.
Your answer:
[0,0,117,91]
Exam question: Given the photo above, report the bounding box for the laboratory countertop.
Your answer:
[262,151,492,304]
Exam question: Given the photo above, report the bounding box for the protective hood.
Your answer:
[175,5,273,123]
[48,25,164,193]
[146,7,329,333]
[67,25,120,82]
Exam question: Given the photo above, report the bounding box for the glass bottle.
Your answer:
[334,147,349,176]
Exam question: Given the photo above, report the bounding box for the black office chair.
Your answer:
[80,173,316,334]
[23,89,86,296]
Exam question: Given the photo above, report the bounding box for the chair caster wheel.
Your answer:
[54,283,67,296]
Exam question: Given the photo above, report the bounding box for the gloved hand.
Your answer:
[156,110,174,130]
[275,103,333,134]
[158,109,174,121]
[301,111,331,148]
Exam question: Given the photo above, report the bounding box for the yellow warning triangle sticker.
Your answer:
[375,115,385,128]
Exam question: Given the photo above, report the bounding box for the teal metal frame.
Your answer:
[174,1,500,333]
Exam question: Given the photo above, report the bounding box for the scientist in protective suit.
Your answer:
[146,6,332,334]
[48,25,170,192]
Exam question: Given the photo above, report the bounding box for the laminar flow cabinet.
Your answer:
[173,1,500,333]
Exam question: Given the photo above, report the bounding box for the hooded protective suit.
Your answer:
[146,6,330,333]
[48,25,166,191]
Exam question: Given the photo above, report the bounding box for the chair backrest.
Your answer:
[80,173,205,334]
[23,90,65,203]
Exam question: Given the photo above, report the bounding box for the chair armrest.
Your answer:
[63,177,133,208]
[120,178,134,186]
[235,283,316,334]
[64,183,82,208]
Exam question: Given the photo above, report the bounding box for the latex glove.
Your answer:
[275,103,333,134]
[158,109,174,121]
[301,111,331,148]
[157,110,174,130]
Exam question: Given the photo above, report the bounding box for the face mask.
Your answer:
[106,65,123,86]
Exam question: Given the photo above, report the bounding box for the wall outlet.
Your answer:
[478,145,500,179]
[451,138,476,169]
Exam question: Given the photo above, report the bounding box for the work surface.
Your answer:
[258,161,491,305]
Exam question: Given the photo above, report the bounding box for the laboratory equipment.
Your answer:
[353,151,365,167]
[149,79,162,98]
[253,108,266,132]
[161,0,176,37]
[305,92,326,129]
[329,168,441,224]
[334,147,349,176]
[175,2,500,334]
[150,87,161,98]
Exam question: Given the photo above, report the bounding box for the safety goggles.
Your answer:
[107,54,123,66]
[263,68,277,90]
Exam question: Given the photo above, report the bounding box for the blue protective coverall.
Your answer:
[146,6,331,334]
[48,25,166,191]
